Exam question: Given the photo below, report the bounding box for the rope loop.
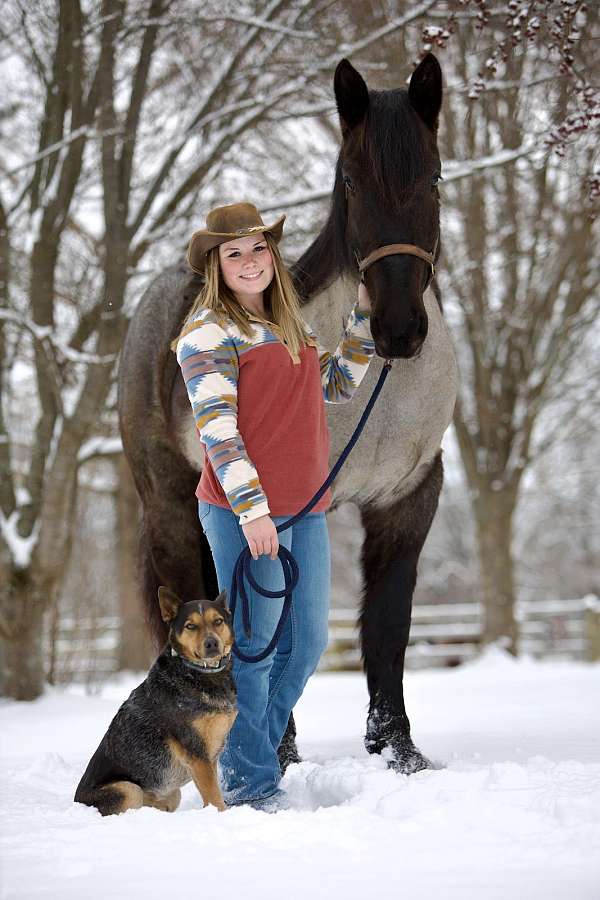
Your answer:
[230,358,392,663]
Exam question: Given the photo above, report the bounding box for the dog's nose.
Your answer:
[203,635,220,656]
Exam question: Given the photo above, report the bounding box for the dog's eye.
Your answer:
[185,623,197,631]
[213,618,224,627]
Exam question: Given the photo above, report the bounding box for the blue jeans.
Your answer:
[198,501,330,804]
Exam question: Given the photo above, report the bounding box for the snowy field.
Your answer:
[1,648,599,900]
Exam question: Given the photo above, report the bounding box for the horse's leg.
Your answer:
[277,713,300,773]
[128,440,218,650]
[139,487,218,650]
[359,452,444,773]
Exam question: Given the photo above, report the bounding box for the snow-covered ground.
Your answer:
[1,648,599,900]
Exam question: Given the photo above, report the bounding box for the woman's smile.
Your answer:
[240,270,263,280]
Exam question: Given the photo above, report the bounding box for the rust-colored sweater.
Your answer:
[176,302,374,524]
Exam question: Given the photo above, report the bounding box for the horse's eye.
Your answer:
[343,174,355,194]
[431,173,443,189]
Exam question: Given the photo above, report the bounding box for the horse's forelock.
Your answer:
[359,89,431,208]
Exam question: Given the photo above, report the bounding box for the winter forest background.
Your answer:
[0,0,599,700]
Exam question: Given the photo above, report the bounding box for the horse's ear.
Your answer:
[334,58,369,134]
[408,53,442,131]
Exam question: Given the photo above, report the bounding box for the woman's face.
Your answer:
[218,234,274,302]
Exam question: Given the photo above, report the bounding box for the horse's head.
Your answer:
[334,54,442,359]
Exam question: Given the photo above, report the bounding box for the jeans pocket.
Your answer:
[198,502,212,526]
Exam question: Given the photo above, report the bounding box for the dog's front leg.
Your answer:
[188,759,226,811]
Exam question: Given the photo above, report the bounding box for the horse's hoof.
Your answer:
[277,735,302,775]
[384,741,433,775]
[365,720,434,775]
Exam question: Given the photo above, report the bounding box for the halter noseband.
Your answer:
[357,239,438,292]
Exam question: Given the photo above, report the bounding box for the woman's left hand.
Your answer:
[358,281,372,312]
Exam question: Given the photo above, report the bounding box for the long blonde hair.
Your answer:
[171,234,316,361]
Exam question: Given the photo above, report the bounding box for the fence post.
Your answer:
[584,596,600,662]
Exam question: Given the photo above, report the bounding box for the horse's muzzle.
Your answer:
[372,314,428,360]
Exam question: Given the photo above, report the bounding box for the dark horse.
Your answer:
[118,53,457,774]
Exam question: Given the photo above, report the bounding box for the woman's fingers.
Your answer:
[249,536,278,560]
[270,534,279,560]
[241,515,279,560]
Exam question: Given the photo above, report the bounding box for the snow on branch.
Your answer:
[6,126,93,176]
[443,143,539,182]
[260,146,539,214]
[168,14,319,40]
[0,509,40,570]
[261,190,330,214]
[77,436,123,464]
[336,0,438,57]
[0,310,117,366]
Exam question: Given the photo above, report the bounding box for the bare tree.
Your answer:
[437,10,599,649]
[2,0,596,698]
[0,0,443,699]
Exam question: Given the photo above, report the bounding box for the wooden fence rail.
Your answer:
[46,595,600,685]
[323,595,600,671]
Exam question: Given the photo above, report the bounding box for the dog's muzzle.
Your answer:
[170,647,232,674]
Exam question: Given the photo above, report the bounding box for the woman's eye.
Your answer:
[254,245,265,252]
[226,251,240,258]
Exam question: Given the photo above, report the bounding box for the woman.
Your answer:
[173,202,374,810]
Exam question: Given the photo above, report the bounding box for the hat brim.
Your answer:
[187,215,286,274]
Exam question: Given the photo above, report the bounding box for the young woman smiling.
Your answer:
[173,203,374,810]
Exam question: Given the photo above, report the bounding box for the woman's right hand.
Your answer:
[241,514,279,561]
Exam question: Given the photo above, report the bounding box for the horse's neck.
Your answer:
[299,273,457,509]
[301,274,359,348]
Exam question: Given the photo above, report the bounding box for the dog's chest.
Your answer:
[192,710,238,760]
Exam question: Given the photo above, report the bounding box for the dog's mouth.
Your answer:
[170,647,231,673]
[195,656,227,670]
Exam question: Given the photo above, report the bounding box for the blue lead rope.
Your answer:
[229,359,393,663]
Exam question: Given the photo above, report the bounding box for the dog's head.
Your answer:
[158,587,234,672]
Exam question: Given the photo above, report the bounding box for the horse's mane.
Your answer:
[292,88,429,303]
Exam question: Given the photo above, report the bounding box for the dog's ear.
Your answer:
[214,589,229,611]
[158,586,182,623]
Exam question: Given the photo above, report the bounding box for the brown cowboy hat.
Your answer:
[187,202,286,274]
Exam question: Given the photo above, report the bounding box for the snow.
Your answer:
[0,510,40,570]
[1,649,599,900]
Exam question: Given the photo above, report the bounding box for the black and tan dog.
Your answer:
[74,587,237,815]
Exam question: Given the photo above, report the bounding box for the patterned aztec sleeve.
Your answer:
[176,311,270,525]
[305,300,376,403]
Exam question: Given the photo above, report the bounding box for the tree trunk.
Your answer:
[0,571,47,700]
[115,455,152,671]
[473,490,518,653]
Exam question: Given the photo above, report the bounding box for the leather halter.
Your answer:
[357,239,438,291]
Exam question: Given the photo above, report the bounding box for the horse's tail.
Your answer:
[118,264,216,652]
[138,515,168,651]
